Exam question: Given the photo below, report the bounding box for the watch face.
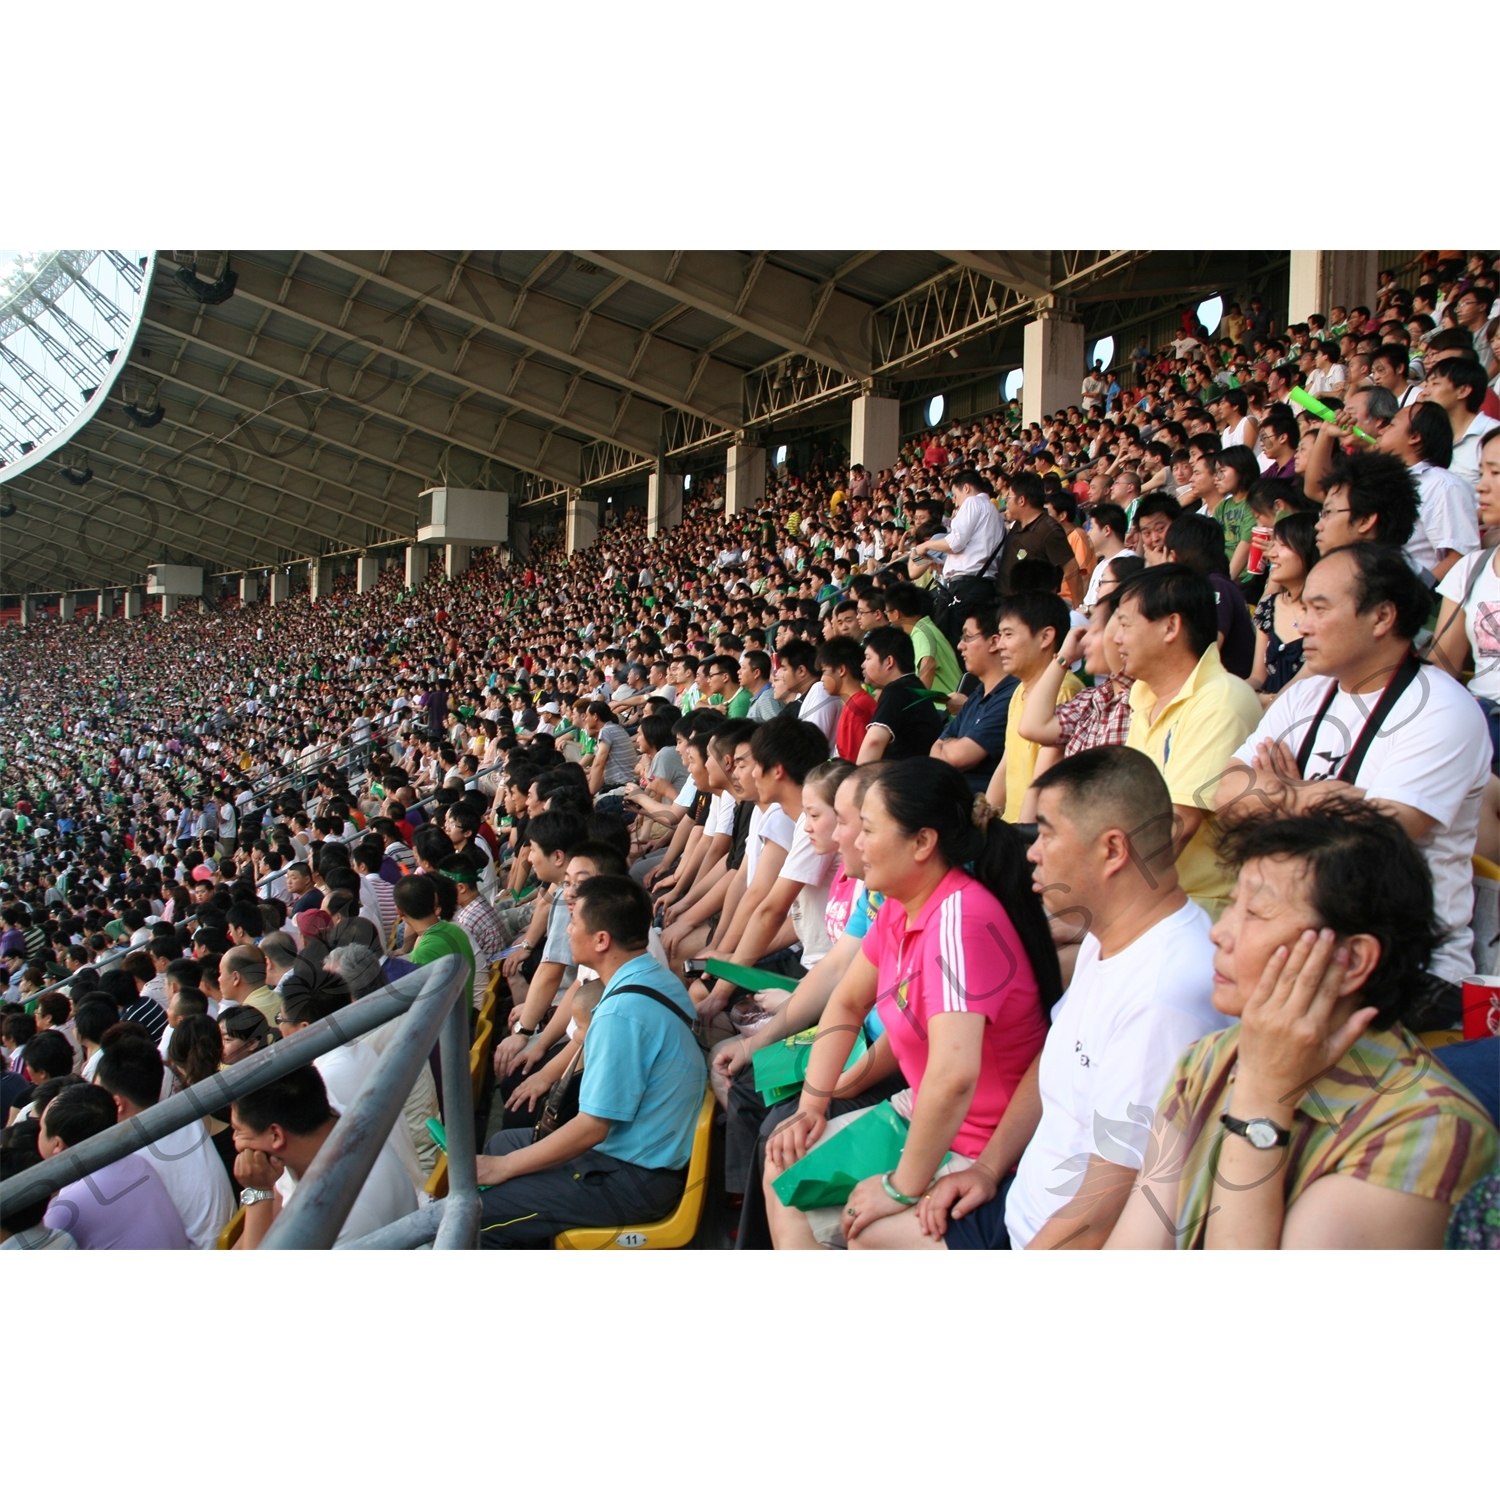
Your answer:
[1246,1119,1281,1150]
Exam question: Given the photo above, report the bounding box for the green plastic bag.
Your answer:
[753,1026,868,1107]
[771,1100,910,1210]
[703,958,800,994]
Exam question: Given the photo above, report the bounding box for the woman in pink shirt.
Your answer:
[766,761,1058,1248]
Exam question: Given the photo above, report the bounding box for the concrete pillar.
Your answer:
[309,561,331,601]
[356,555,379,593]
[160,593,178,619]
[240,575,259,605]
[19,597,34,628]
[97,590,112,621]
[123,590,141,619]
[510,519,531,562]
[1287,249,1378,327]
[59,594,76,622]
[849,394,900,474]
[269,571,289,606]
[647,466,683,539]
[566,489,598,554]
[725,443,766,517]
[444,543,470,580]
[198,596,209,614]
[405,544,429,589]
[1021,312,1086,427]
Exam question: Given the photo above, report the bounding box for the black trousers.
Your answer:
[478,1128,687,1249]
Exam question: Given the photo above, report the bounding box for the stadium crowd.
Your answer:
[2,250,1498,1251]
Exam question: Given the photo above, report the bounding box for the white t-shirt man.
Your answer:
[797,681,842,744]
[1403,462,1479,576]
[315,1041,427,1193]
[276,1138,417,1248]
[743,803,795,884]
[1450,411,1499,491]
[1005,899,1221,1248]
[779,815,838,966]
[1437,548,1500,702]
[134,1120,235,1251]
[1232,665,1490,982]
[1083,548,1138,610]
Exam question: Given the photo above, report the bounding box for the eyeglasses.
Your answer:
[958,631,991,644]
[1318,506,1350,521]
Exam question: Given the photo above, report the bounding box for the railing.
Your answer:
[0,952,479,1250]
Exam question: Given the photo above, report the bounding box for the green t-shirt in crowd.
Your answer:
[911,617,963,700]
[1214,495,1256,567]
[725,687,753,719]
[411,920,477,1005]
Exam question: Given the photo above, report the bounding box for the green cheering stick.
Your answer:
[1289,384,1377,444]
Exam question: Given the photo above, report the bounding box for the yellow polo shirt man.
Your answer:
[1125,643,1262,916]
[1002,671,1083,822]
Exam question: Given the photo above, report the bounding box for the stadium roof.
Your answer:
[0,249,1282,594]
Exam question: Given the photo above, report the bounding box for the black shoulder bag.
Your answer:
[531,982,698,1141]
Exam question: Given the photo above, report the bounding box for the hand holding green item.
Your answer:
[1289,384,1376,444]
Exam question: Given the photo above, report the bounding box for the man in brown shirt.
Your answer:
[997,473,1085,598]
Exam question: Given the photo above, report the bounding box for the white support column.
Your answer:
[1021,312,1086,427]
[240,575,260,605]
[647,466,683,539]
[123,590,141,619]
[566,489,598,554]
[269,571,289,606]
[59,594,76,622]
[198,596,209,614]
[725,443,766,517]
[356,555,379,593]
[19,597,34,628]
[510,520,531,562]
[97,590,112,621]
[1287,250,1378,327]
[309,561,331,601]
[405,544,429,588]
[160,593,178,619]
[444,543,470,579]
[849,394,900,474]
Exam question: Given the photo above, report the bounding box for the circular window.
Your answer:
[1090,336,1115,371]
[926,394,946,427]
[774,445,788,467]
[1003,369,1024,401]
[1196,295,1224,335]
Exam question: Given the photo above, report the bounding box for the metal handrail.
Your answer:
[0,952,478,1250]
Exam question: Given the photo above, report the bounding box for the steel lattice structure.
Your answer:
[1,249,1285,595]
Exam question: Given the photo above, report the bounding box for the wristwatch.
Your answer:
[239,1187,276,1206]
[1219,1112,1292,1150]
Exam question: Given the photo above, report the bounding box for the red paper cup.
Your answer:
[1460,975,1500,1040]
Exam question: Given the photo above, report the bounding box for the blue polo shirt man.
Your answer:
[931,604,1018,793]
[474,877,705,1248]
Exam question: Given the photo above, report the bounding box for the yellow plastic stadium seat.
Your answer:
[1473,854,1500,884]
[426,1152,449,1200]
[470,1016,493,1107]
[554,1087,714,1250]
[216,1206,245,1249]
[1419,1030,1465,1050]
